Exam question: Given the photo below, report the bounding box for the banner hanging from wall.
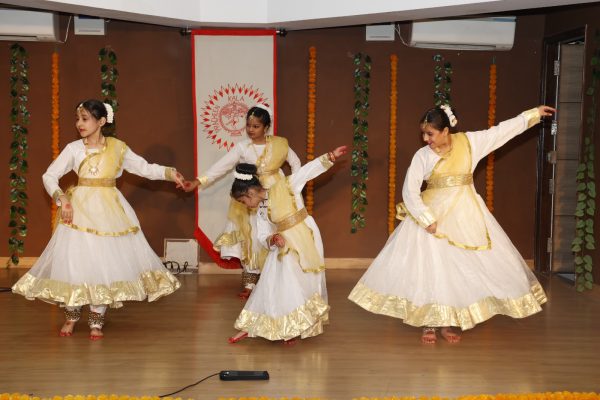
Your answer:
[192,29,277,268]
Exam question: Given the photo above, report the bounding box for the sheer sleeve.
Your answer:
[287,147,302,174]
[43,143,75,205]
[466,108,541,165]
[196,145,243,186]
[401,150,436,227]
[288,154,334,194]
[122,147,173,180]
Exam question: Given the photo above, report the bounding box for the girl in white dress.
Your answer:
[348,105,554,344]
[227,145,347,343]
[12,99,184,340]
[185,105,301,298]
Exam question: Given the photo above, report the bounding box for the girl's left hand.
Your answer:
[332,145,349,159]
[537,105,557,117]
[270,233,286,248]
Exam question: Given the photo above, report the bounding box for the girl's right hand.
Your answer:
[425,222,437,234]
[59,195,73,224]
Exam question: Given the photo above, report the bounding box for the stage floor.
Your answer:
[1,268,599,398]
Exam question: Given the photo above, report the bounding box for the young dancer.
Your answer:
[228,145,348,343]
[185,104,301,298]
[349,105,554,344]
[12,99,183,340]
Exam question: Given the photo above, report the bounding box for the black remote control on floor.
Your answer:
[219,370,269,381]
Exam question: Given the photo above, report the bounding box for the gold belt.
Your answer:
[275,207,308,232]
[426,174,473,189]
[78,178,116,187]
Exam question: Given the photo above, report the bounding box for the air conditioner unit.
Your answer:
[0,8,59,42]
[408,17,516,51]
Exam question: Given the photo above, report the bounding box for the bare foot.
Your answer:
[283,337,297,345]
[440,327,461,343]
[421,327,437,344]
[60,320,76,337]
[238,288,252,299]
[89,327,104,341]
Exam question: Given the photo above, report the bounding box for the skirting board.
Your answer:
[1,257,535,273]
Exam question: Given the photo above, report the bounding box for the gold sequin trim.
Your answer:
[426,173,473,189]
[521,108,542,129]
[60,222,140,237]
[165,167,177,182]
[348,281,547,331]
[52,189,65,204]
[77,178,116,187]
[196,176,209,186]
[319,153,334,169]
[234,293,329,341]
[275,207,308,232]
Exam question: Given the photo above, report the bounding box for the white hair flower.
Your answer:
[440,104,458,127]
[233,171,253,181]
[103,103,114,124]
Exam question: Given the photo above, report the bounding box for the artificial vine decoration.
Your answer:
[305,46,317,214]
[350,53,371,233]
[388,54,398,235]
[485,61,497,212]
[433,54,452,106]
[7,44,30,266]
[99,46,118,134]
[572,30,600,292]
[50,50,60,228]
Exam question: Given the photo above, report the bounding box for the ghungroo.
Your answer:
[88,311,105,329]
[64,308,81,321]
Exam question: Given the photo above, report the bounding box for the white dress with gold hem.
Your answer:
[233,155,333,341]
[12,137,181,308]
[348,109,547,330]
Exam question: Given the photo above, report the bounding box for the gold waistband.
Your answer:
[275,207,308,232]
[78,178,116,187]
[426,174,473,189]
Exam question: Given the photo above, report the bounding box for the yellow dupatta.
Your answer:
[399,133,490,250]
[60,137,139,236]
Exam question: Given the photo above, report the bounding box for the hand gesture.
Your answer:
[173,171,185,189]
[59,195,73,224]
[537,105,556,117]
[181,180,201,192]
[425,222,437,234]
[270,233,286,248]
[332,145,349,159]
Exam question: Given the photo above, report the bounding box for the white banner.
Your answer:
[192,30,276,268]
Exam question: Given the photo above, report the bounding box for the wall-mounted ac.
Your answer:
[407,17,516,51]
[0,8,59,42]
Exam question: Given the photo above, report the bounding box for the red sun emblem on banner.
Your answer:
[199,83,271,151]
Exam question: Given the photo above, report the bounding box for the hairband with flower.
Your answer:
[103,103,114,124]
[440,104,458,127]
[252,103,273,123]
[233,171,254,181]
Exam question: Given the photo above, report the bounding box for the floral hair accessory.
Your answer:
[440,104,458,127]
[233,171,253,181]
[103,103,114,124]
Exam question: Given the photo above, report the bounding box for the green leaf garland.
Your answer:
[433,54,452,106]
[350,53,371,233]
[572,30,600,292]
[7,44,29,266]
[99,46,118,134]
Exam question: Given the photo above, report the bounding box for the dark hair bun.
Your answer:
[236,163,257,175]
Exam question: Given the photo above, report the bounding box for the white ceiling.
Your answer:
[1,0,597,30]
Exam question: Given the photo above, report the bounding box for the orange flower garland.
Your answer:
[305,46,317,214]
[485,62,497,212]
[388,54,398,234]
[50,51,60,226]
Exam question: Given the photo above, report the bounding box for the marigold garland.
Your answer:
[305,46,317,214]
[485,61,497,212]
[50,50,60,227]
[388,54,398,235]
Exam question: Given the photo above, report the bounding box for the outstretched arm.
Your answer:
[288,145,348,192]
[466,105,556,164]
[122,147,183,185]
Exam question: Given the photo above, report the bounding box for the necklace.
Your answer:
[250,141,267,171]
[84,136,105,176]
